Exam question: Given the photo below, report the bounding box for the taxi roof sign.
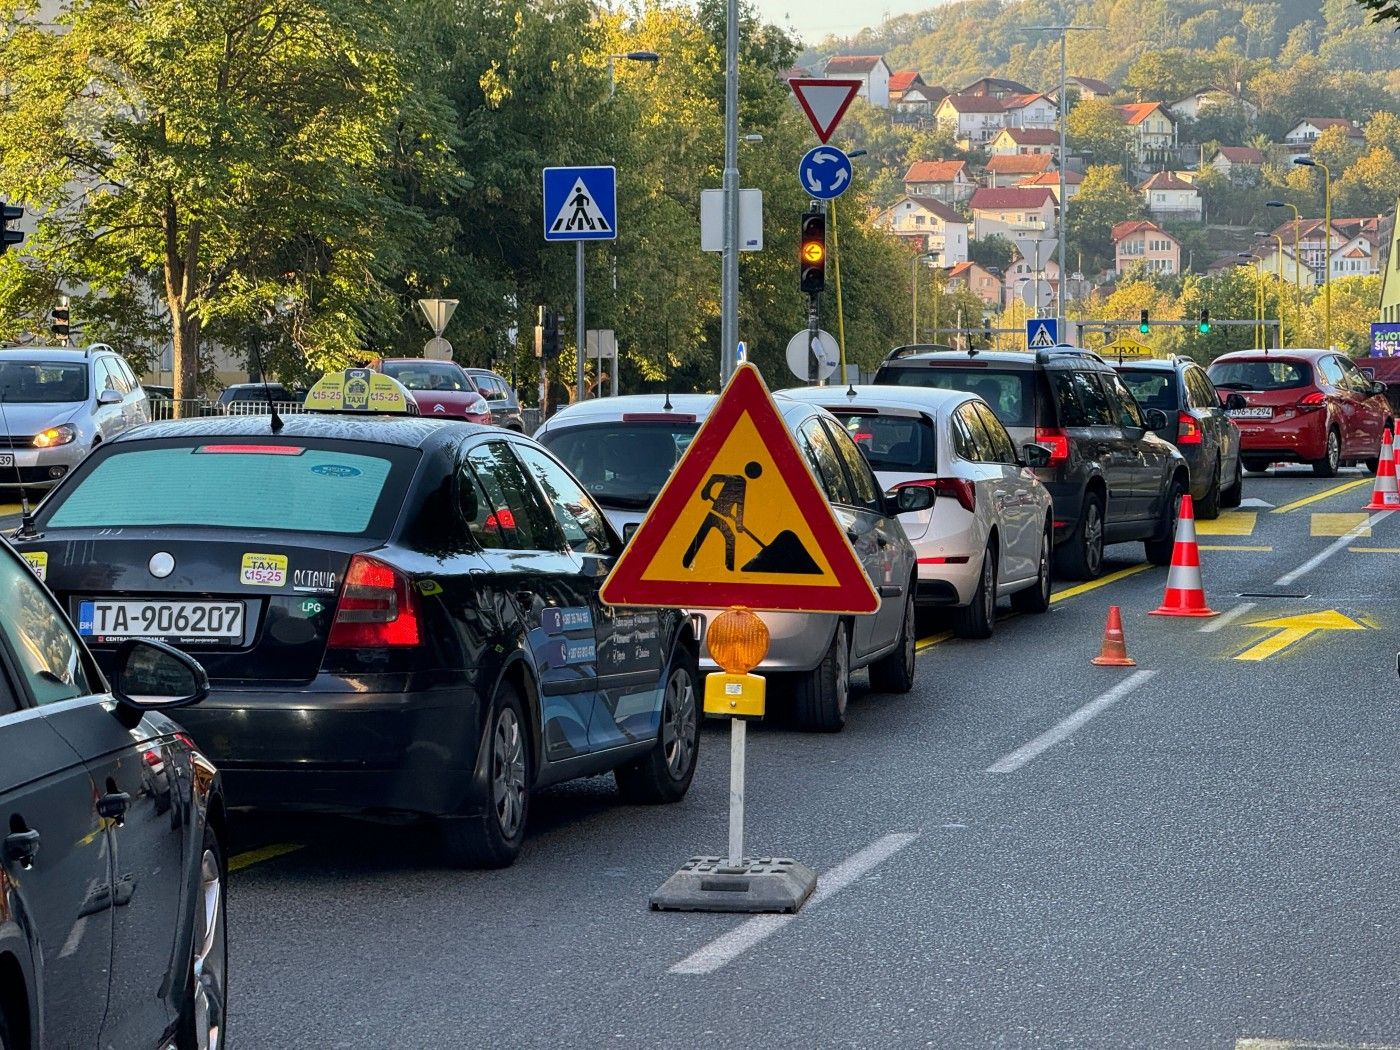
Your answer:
[600,363,878,615]
[1102,337,1159,360]
[304,368,417,415]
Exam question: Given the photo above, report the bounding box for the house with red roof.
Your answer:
[1001,92,1058,130]
[1208,146,1265,181]
[984,153,1056,187]
[1112,220,1181,276]
[935,94,1010,147]
[903,159,975,204]
[872,197,969,264]
[1115,102,1178,167]
[987,127,1061,158]
[968,186,1057,240]
[1140,171,1202,221]
[888,70,924,101]
[821,55,891,108]
[945,260,1004,306]
[1284,118,1362,146]
[1067,75,1113,100]
[1017,169,1083,202]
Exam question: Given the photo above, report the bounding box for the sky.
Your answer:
[748,0,929,45]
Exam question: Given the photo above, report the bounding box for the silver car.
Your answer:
[0,345,150,490]
[535,393,926,732]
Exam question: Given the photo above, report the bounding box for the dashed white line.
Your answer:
[986,670,1158,774]
[1274,510,1393,587]
[668,832,919,976]
[1199,601,1257,633]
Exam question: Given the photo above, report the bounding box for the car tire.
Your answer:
[176,826,228,1050]
[1196,458,1222,520]
[1312,429,1341,478]
[441,684,530,868]
[1220,456,1244,509]
[1243,458,1272,475]
[868,590,917,694]
[615,648,700,804]
[953,541,997,639]
[1054,491,1105,581]
[1011,525,1053,614]
[1144,478,1185,567]
[793,621,850,732]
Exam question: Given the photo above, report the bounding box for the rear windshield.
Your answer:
[40,440,416,536]
[1208,359,1312,391]
[0,361,87,403]
[883,366,1035,427]
[1117,369,1178,412]
[830,412,936,472]
[538,422,699,509]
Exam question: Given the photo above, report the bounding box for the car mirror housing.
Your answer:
[1373,381,1388,396]
[888,485,935,514]
[1021,442,1053,468]
[1143,408,1171,430]
[112,639,210,712]
[97,388,123,405]
[621,521,640,545]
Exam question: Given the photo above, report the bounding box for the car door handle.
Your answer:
[98,791,131,823]
[3,828,40,869]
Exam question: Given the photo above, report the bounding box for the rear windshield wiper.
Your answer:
[1212,382,1254,390]
[596,493,656,509]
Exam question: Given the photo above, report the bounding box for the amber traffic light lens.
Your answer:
[706,607,770,675]
[801,241,825,265]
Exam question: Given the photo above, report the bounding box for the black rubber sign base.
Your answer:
[649,856,818,913]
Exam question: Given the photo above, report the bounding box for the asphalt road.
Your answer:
[13,471,1400,1048]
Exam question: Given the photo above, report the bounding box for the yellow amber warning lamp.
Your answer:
[703,607,769,718]
[800,241,825,265]
[304,368,418,415]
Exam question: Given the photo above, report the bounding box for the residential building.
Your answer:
[1379,196,1400,325]
[987,127,1061,158]
[1283,118,1362,146]
[1018,169,1083,202]
[872,197,970,265]
[1272,217,1384,278]
[821,55,891,108]
[1002,251,1062,309]
[984,153,1055,187]
[968,186,1057,241]
[1168,89,1258,122]
[1001,92,1058,130]
[895,82,947,119]
[903,159,974,204]
[888,70,925,104]
[1140,171,1202,221]
[935,94,1009,147]
[1208,146,1265,180]
[1067,75,1113,100]
[1115,102,1178,167]
[1111,220,1181,276]
[1247,245,1318,289]
[945,260,1004,307]
[960,76,1035,100]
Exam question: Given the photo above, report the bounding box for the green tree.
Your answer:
[1067,165,1145,276]
[968,236,1014,270]
[1068,99,1134,169]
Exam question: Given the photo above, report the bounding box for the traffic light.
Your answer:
[1198,309,1211,334]
[539,308,561,358]
[1139,309,1150,335]
[1,203,23,254]
[51,302,70,341]
[982,318,993,347]
[799,212,826,296]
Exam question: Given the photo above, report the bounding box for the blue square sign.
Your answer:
[1026,318,1059,349]
[543,166,617,242]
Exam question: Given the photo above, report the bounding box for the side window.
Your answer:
[480,376,505,400]
[464,442,559,552]
[1185,368,1214,409]
[1337,358,1371,394]
[1317,357,1345,388]
[797,420,853,505]
[1102,373,1146,429]
[512,444,611,556]
[1053,370,1115,426]
[0,550,94,706]
[948,409,979,460]
[457,466,507,550]
[115,357,140,391]
[820,418,881,510]
[972,402,1017,463]
[956,403,997,461]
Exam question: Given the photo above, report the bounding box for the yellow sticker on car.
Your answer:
[240,553,288,587]
[22,550,47,581]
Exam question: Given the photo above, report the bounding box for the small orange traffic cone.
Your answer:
[1150,493,1218,618]
[1091,605,1136,666]
[1364,428,1399,510]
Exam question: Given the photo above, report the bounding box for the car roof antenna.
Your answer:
[249,336,284,433]
[0,379,36,535]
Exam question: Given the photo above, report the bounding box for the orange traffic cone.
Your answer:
[1364,428,1399,510]
[1091,605,1136,666]
[1150,493,1218,618]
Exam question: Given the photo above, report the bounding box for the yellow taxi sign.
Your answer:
[304,368,416,414]
[600,363,878,615]
[1102,337,1159,359]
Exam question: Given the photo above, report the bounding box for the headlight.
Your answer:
[33,425,77,448]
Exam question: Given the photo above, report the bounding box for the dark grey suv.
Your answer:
[875,347,1188,579]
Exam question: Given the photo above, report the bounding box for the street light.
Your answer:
[1238,253,1266,349]
[1266,200,1305,324]
[1255,231,1286,347]
[607,51,660,98]
[910,251,938,343]
[1293,158,1332,349]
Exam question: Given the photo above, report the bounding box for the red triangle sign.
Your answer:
[789,78,862,144]
[600,364,879,615]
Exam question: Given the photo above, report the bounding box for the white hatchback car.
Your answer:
[780,386,1055,639]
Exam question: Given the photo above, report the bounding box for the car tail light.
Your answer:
[1033,426,1070,466]
[1297,391,1326,409]
[327,555,421,648]
[1177,412,1202,445]
[897,477,975,513]
[197,444,305,455]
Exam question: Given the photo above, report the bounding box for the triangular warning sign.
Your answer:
[789,78,862,144]
[600,364,879,615]
[549,178,612,235]
[1028,322,1056,349]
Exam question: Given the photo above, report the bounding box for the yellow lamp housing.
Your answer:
[703,672,766,719]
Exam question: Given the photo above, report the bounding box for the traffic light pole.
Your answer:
[718,0,740,385]
[575,242,586,404]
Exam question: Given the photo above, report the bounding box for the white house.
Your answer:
[1115,103,1179,168]
[1140,171,1202,221]
[987,127,1060,158]
[1247,245,1318,289]
[968,186,1057,241]
[821,55,891,109]
[1001,92,1058,130]
[1169,89,1258,122]
[872,197,969,265]
[896,82,946,118]
[1208,146,1265,180]
[935,94,1009,147]
[1284,118,1362,146]
[1067,75,1113,100]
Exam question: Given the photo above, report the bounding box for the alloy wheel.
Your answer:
[1084,505,1103,577]
[1327,431,1340,472]
[192,848,226,1050]
[834,626,850,717]
[660,667,697,780]
[492,708,526,838]
[982,553,996,622]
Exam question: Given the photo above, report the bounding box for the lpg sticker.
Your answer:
[299,598,325,616]
[293,569,339,593]
[21,551,47,581]
[241,553,288,587]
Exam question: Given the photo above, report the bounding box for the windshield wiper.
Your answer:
[596,493,656,509]
[1212,382,1254,390]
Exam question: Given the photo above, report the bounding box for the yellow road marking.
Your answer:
[1199,545,1273,551]
[228,843,303,872]
[915,630,952,652]
[1311,512,1370,537]
[0,503,21,516]
[1349,546,1400,553]
[1196,511,1257,536]
[1272,478,1371,514]
[1233,610,1366,661]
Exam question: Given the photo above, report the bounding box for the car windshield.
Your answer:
[39,440,415,536]
[1208,360,1311,390]
[1117,370,1177,412]
[0,361,87,403]
[382,362,471,392]
[538,421,699,508]
[830,411,936,472]
[885,367,1034,427]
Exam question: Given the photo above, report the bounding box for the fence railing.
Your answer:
[147,399,308,421]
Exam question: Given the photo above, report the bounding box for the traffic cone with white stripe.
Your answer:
[1149,494,1218,618]
[1091,605,1137,666]
[1364,428,1399,510]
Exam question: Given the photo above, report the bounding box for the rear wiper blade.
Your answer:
[1213,382,1253,389]
[597,493,655,509]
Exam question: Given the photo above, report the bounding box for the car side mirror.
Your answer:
[1372,381,1388,395]
[97,388,123,405]
[1020,442,1053,468]
[887,485,935,514]
[1143,408,1170,430]
[1224,393,1247,411]
[622,521,640,545]
[112,639,209,712]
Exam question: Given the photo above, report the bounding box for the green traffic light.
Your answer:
[1199,322,1210,334]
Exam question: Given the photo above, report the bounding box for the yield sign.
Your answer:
[600,363,878,615]
[788,78,862,144]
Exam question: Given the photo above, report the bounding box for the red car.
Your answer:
[1207,349,1393,477]
[374,358,492,423]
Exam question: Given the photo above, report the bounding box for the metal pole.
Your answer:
[727,718,746,865]
[1056,30,1067,334]
[1293,210,1303,323]
[1321,163,1332,350]
[719,0,740,384]
[1273,234,1285,348]
[831,196,848,386]
[911,253,919,343]
[575,242,586,402]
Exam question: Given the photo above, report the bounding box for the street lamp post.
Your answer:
[607,50,659,99]
[910,251,937,342]
[1238,253,1265,349]
[719,0,741,384]
[1266,200,1304,329]
[1293,158,1332,349]
[1255,231,1287,347]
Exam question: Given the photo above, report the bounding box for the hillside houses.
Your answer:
[935,94,1010,146]
[1208,146,1265,181]
[987,127,1060,158]
[1112,221,1180,276]
[903,160,975,204]
[821,55,891,108]
[1140,171,1202,222]
[1067,75,1112,100]
[968,186,1057,240]
[984,153,1055,187]
[1115,103,1178,167]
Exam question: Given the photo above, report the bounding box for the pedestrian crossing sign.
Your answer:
[600,363,878,615]
[1026,318,1058,349]
[543,166,617,242]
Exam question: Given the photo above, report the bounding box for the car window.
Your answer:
[0,547,94,706]
[1317,357,1345,387]
[955,403,997,461]
[832,411,936,473]
[115,357,140,391]
[382,362,471,392]
[972,402,1018,463]
[1117,369,1177,412]
[820,417,882,511]
[1185,368,1217,409]
[796,419,853,505]
[1053,370,1115,426]
[884,366,1035,427]
[512,444,611,556]
[0,669,17,715]
[539,421,698,509]
[1102,373,1146,429]
[457,466,508,550]
[99,358,128,395]
[1208,359,1312,390]
[948,408,978,461]
[1336,358,1372,394]
[465,442,559,552]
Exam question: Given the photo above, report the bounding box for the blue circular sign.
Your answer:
[797,146,853,200]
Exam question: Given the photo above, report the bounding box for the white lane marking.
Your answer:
[1199,601,1257,633]
[1274,510,1394,587]
[986,670,1158,774]
[668,832,919,976]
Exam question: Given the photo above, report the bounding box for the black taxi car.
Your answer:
[10,371,702,868]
